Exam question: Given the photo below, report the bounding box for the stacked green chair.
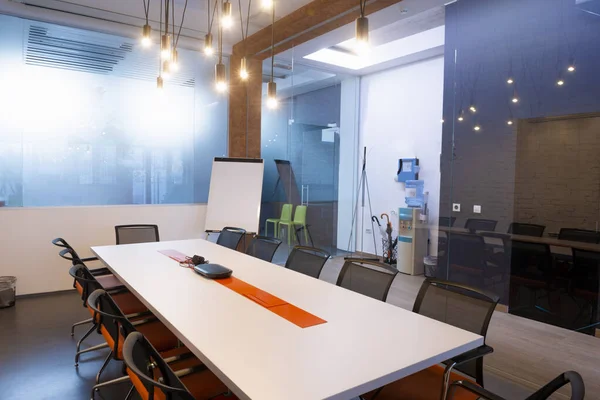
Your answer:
[279,205,310,246]
[265,203,292,238]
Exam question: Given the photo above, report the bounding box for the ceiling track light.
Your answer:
[355,0,369,55]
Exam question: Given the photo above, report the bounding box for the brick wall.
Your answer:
[514,116,600,234]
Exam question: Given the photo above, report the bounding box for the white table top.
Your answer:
[92,239,483,400]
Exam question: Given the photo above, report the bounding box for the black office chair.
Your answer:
[465,218,497,232]
[571,248,600,331]
[558,228,600,244]
[507,240,554,316]
[449,371,584,400]
[508,223,545,237]
[69,265,147,367]
[363,279,499,400]
[446,233,503,290]
[439,216,457,227]
[115,224,160,245]
[87,289,182,399]
[284,246,330,279]
[216,227,247,250]
[336,259,398,302]
[123,332,230,400]
[245,236,282,262]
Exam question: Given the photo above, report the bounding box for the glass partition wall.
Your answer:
[438,0,600,335]
[0,14,228,207]
[260,51,356,260]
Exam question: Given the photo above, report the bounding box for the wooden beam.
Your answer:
[228,54,263,158]
[233,0,405,59]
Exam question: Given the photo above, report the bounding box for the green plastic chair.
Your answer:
[279,205,309,246]
[265,204,292,238]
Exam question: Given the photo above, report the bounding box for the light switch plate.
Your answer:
[452,203,461,212]
[473,205,482,214]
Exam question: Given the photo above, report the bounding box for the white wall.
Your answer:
[0,204,207,295]
[357,56,444,256]
[337,78,360,251]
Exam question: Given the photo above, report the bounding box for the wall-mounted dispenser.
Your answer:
[396,158,420,183]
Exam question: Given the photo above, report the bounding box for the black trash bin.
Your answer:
[0,276,17,308]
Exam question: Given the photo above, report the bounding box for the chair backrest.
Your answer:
[52,237,72,250]
[336,259,398,302]
[464,218,498,232]
[508,223,545,237]
[115,225,160,245]
[506,239,553,277]
[123,332,195,400]
[87,289,128,355]
[572,248,600,295]
[447,232,487,272]
[293,205,308,224]
[69,264,102,306]
[280,204,293,222]
[284,246,330,278]
[216,227,247,250]
[245,236,282,262]
[558,228,600,244]
[439,216,456,227]
[59,247,84,265]
[413,279,499,385]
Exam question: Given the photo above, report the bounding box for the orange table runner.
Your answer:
[159,250,327,328]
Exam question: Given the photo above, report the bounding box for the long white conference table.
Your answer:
[92,239,483,400]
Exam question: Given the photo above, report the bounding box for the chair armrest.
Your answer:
[90,267,110,276]
[163,351,196,364]
[529,371,585,400]
[449,345,494,366]
[449,381,505,400]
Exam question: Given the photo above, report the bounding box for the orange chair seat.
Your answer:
[100,318,179,359]
[129,347,233,400]
[363,364,479,400]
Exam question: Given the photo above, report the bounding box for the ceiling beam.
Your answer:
[233,0,405,60]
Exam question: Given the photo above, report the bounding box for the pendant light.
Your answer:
[238,0,252,81]
[457,109,465,122]
[161,0,171,60]
[567,58,576,73]
[205,0,217,55]
[261,0,273,10]
[215,0,227,92]
[141,0,152,47]
[157,0,165,89]
[222,0,233,29]
[169,0,188,73]
[355,0,369,55]
[266,1,278,109]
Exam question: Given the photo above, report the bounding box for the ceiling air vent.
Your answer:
[24,23,195,88]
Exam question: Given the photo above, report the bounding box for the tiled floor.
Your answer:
[1,255,597,399]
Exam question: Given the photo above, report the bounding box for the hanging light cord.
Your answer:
[359,0,366,17]
[175,0,189,49]
[142,0,151,24]
[172,0,175,48]
[159,0,163,74]
[218,0,224,63]
[209,0,219,35]
[237,0,252,48]
[270,1,275,82]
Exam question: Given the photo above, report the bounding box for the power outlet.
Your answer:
[452,203,461,212]
[473,205,482,214]
[365,228,372,234]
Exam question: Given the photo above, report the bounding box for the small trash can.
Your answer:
[0,276,17,308]
[423,256,438,278]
